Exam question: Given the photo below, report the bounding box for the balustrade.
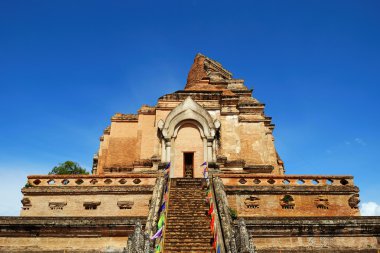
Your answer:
[217,174,354,187]
[26,174,157,187]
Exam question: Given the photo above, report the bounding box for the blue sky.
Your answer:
[0,0,379,215]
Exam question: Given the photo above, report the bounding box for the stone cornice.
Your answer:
[239,216,380,237]
[0,216,146,237]
[0,216,146,225]
[111,113,138,122]
[138,105,156,115]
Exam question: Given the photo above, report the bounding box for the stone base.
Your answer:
[0,217,145,252]
[241,216,380,252]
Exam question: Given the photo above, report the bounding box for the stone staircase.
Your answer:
[163,178,213,253]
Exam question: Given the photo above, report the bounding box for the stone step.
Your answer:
[165,238,211,244]
[168,201,205,204]
[168,203,207,207]
[166,223,209,226]
[166,213,208,217]
[165,251,212,253]
[166,221,210,225]
[164,247,213,252]
[167,215,207,219]
[165,235,211,240]
[164,231,211,236]
[168,210,207,213]
[164,242,212,247]
[163,178,211,251]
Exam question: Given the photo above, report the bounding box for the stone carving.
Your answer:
[124,220,146,253]
[348,194,360,209]
[90,179,98,185]
[244,196,260,209]
[239,178,247,184]
[49,201,67,210]
[133,178,141,184]
[117,201,134,210]
[119,178,127,184]
[280,195,295,209]
[21,198,31,210]
[83,201,101,210]
[104,178,113,184]
[235,219,256,253]
[314,195,329,209]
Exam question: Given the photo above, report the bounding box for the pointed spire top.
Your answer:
[185,53,233,89]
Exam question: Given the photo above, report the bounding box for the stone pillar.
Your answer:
[203,138,208,164]
[165,140,171,163]
[207,140,213,162]
[212,139,217,161]
[161,139,166,162]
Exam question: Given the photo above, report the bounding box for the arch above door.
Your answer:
[158,96,220,175]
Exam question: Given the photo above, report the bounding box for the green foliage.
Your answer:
[24,182,33,188]
[228,207,238,220]
[48,161,89,175]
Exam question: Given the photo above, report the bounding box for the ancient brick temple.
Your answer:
[0,54,379,252]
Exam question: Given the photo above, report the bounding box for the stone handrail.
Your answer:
[216,174,354,187]
[125,173,168,253]
[212,176,238,252]
[209,177,227,253]
[26,174,157,187]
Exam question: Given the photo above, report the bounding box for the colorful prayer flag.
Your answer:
[158,202,166,213]
[210,214,215,231]
[158,214,165,229]
[150,227,163,240]
[164,192,168,202]
[208,204,214,215]
[213,232,218,249]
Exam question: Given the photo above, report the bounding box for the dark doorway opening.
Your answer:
[183,152,194,178]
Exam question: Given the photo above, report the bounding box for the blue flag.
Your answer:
[158,202,166,213]
[200,161,207,166]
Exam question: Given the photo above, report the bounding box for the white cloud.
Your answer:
[360,202,380,216]
[354,138,367,146]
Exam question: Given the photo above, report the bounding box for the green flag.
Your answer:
[157,213,165,229]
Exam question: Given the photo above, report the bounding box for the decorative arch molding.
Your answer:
[159,96,217,139]
[173,119,205,139]
[158,96,220,168]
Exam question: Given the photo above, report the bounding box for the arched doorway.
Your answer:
[157,96,220,178]
[172,123,204,178]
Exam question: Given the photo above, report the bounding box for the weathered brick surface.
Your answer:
[0,217,145,252]
[241,217,380,252]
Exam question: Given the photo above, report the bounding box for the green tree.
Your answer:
[48,161,89,175]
